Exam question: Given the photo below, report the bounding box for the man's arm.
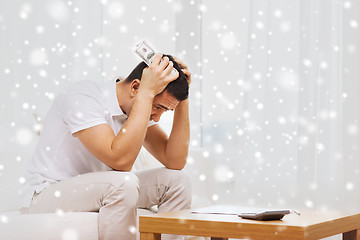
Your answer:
[74,54,179,171]
[143,98,190,170]
[144,59,191,170]
[74,90,153,171]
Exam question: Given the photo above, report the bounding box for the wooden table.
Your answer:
[139,209,360,240]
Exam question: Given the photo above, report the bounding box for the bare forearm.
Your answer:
[165,99,190,169]
[111,90,154,170]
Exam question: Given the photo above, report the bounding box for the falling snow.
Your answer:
[107,2,124,19]
[0,1,358,223]
[47,1,69,22]
[54,191,61,198]
[1,215,9,224]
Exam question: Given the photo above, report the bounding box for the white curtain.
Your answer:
[236,0,360,212]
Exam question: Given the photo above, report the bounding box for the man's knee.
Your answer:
[107,171,139,188]
[162,168,192,203]
[165,169,191,188]
[105,171,140,206]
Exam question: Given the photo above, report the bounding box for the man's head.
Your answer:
[124,54,189,101]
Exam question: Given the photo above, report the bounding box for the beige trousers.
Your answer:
[22,167,192,240]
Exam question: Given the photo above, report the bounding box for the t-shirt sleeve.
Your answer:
[58,92,107,134]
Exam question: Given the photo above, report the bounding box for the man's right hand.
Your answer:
[139,53,179,97]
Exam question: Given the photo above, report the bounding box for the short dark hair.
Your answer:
[124,54,189,101]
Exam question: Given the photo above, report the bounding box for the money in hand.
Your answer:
[135,40,178,76]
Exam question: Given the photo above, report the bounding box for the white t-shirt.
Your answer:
[21,79,156,208]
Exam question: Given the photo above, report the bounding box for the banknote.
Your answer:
[135,40,178,76]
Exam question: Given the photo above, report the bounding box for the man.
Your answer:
[21,53,192,240]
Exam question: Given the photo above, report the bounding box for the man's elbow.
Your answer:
[165,159,187,170]
[108,156,134,172]
[112,165,132,172]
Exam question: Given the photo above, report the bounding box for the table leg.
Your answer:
[343,229,360,240]
[211,238,228,240]
[140,232,161,240]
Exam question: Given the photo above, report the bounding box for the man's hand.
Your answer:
[140,53,179,97]
[173,57,192,85]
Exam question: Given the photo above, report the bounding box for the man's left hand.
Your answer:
[174,57,192,85]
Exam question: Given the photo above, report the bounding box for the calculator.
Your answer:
[238,210,291,221]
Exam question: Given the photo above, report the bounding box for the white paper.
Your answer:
[191,205,289,215]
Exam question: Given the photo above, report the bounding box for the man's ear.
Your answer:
[129,79,141,97]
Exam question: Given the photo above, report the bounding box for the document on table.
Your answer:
[191,205,292,215]
[191,205,263,215]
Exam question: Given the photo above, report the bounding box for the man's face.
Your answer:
[150,90,180,122]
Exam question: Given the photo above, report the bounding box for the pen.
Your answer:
[293,209,301,215]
